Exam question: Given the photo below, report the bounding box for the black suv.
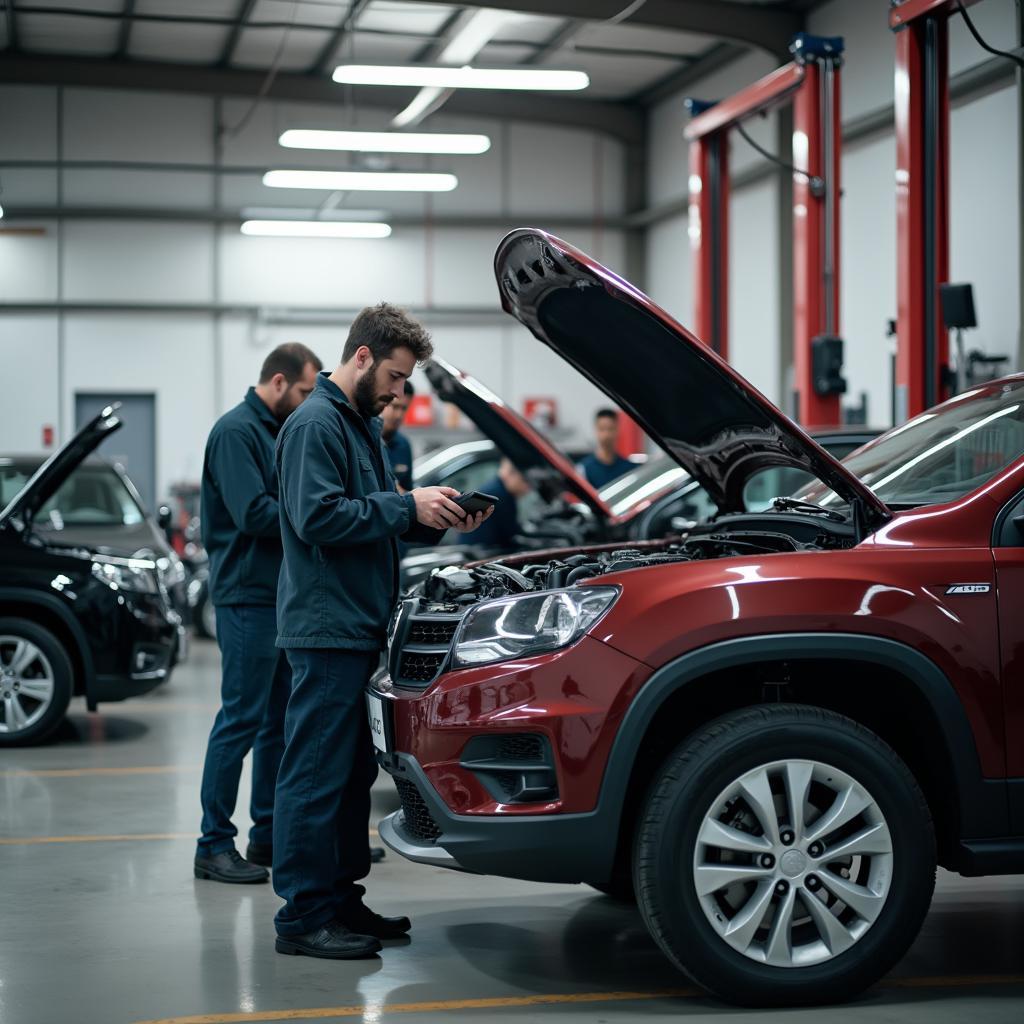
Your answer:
[0,407,182,745]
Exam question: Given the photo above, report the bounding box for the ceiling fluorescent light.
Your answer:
[241,220,392,238]
[263,170,458,192]
[279,129,490,155]
[332,65,589,91]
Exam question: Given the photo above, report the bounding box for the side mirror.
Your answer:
[157,505,173,531]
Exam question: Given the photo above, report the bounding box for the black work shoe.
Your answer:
[194,848,268,884]
[370,845,386,864]
[245,841,273,867]
[339,902,411,940]
[275,921,382,960]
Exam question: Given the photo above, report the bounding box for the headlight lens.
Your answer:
[92,558,159,594]
[453,586,619,668]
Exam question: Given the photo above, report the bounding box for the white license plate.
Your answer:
[366,692,389,754]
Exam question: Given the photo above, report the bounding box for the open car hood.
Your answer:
[423,357,611,518]
[0,406,123,529]
[494,229,890,525]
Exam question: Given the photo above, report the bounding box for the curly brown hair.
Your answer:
[342,302,433,365]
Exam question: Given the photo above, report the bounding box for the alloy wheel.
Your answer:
[693,758,894,968]
[0,635,56,735]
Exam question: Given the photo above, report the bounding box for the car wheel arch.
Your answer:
[597,633,1004,879]
[0,589,95,706]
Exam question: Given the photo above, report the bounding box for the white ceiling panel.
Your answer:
[475,42,537,66]
[17,0,122,10]
[137,0,240,17]
[17,13,120,57]
[539,49,680,100]
[489,13,565,46]
[253,0,348,30]
[128,23,233,65]
[343,31,427,64]
[575,21,711,57]
[357,1,456,37]
[231,27,333,71]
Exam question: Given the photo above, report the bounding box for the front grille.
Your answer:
[398,651,446,683]
[407,620,459,645]
[388,602,463,688]
[393,777,442,844]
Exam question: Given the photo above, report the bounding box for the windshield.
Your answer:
[799,379,1024,509]
[0,461,145,528]
[598,455,689,517]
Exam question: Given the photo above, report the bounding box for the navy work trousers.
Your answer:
[272,648,379,937]
[197,604,290,856]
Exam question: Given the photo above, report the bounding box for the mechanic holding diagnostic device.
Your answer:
[272,302,492,961]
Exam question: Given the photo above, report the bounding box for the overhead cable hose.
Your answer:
[733,120,825,196]
[956,0,1024,69]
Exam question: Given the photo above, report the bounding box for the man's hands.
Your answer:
[410,486,495,532]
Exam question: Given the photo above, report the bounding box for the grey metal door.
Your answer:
[75,393,157,512]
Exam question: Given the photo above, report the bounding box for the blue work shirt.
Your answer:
[460,476,519,551]
[275,373,441,650]
[201,387,282,607]
[384,431,414,491]
[578,452,635,489]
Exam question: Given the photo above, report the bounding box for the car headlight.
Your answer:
[453,586,619,669]
[92,558,159,594]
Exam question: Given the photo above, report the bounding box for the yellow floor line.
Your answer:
[130,974,1024,1024]
[1,765,203,778]
[0,829,379,845]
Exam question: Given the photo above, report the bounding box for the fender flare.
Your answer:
[0,587,97,708]
[597,632,1006,840]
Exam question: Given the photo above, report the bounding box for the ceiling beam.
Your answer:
[523,18,584,66]
[115,0,135,59]
[0,54,646,145]
[411,8,469,64]
[308,0,370,77]
[400,0,802,58]
[5,0,18,51]
[630,42,747,106]
[218,0,257,68]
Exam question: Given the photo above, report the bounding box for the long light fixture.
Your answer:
[241,220,392,238]
[263,169,458,192]
[279,129,491,155]
[332,65,589,91]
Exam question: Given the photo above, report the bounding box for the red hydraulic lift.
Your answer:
[685,34,845,426]
[889,0,983,419]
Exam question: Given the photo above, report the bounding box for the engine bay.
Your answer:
[419,528,824,609]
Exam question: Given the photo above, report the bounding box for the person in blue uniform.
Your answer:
[578,408,634,489]
[194,342,321,885]
[460,458,531,551]
[381,380,414,492]
[272,303,492,961]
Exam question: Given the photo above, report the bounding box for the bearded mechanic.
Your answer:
[271,302,492,960]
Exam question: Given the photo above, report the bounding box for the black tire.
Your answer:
[634,703,935,1007]
[0,617,74,747]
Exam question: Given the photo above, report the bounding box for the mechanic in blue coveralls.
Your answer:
[272,303,492,961]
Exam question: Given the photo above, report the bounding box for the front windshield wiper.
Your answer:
[770,496,847,522]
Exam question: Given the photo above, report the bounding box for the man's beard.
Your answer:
[353,366,390,418]
[270,390,296,424]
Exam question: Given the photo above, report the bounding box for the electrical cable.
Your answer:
[956,1,1024,70]
[733,120,825,195]
[605,0,649,26]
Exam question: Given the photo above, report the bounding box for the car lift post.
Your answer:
[685,35,844,426]
[889,0,984,420]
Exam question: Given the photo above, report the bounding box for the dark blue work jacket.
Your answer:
[275,373,440,650]
[201,388,283,607]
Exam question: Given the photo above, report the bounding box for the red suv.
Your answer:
[367,229,1024,1006]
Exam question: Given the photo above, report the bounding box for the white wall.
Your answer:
[0,85,626,497]
[646,0,1021,427]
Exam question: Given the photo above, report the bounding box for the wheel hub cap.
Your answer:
[693,758,894,969]
[0,636,56,734]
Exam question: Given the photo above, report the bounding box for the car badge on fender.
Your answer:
[945,584,991,595]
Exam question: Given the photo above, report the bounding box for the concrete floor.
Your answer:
[1,640,1023,1024]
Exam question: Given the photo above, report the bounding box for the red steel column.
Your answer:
[688,133,729,359]
[792,59,842,426]
[894,16,950,420]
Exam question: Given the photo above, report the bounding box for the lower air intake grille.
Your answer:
[398,651,446,683]
[393,777,442,844]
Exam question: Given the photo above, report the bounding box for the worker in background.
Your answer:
[194,342,322,885]
[272,303,492,961]
[461,457,531,551]
[381,379,414,492]
[578,407,634,488]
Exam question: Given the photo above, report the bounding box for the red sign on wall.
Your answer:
[405,394,434,428]
[523,397,558,429]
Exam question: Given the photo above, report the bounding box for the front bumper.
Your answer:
[377,751,616,884]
